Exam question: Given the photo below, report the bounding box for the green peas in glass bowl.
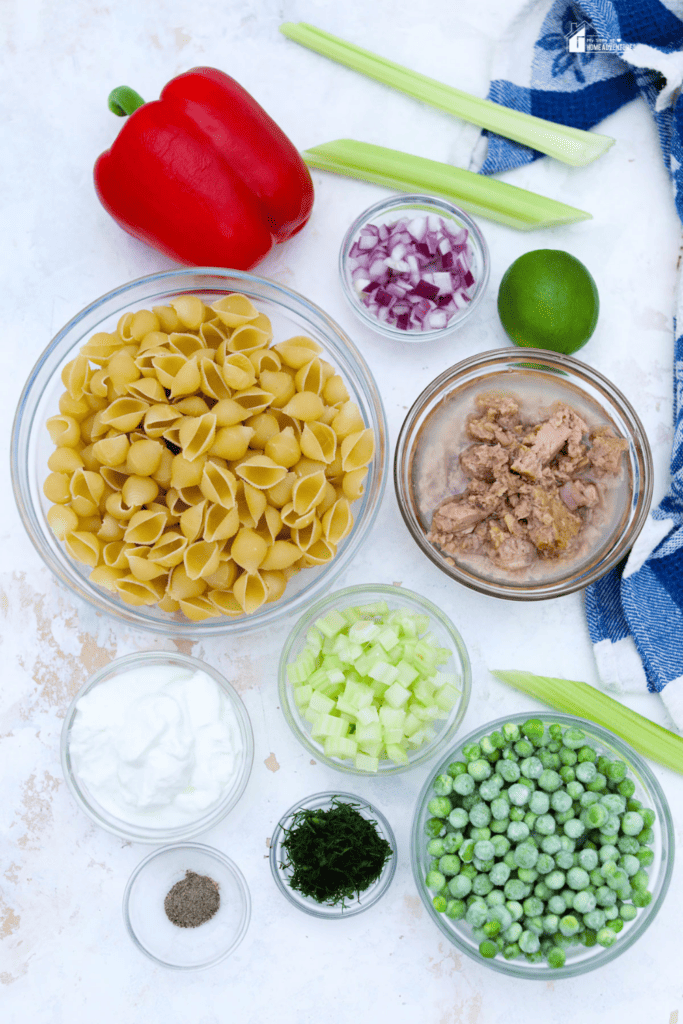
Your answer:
[410,712,674,979]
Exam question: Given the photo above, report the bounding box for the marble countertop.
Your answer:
[2,2,682,1022]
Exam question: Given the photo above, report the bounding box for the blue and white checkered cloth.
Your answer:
[475,0,683,730]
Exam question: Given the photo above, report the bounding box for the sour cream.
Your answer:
[68,663,244,827]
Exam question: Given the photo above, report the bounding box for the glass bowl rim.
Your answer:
[277,582,472,775]
[269,789,397,918]
[410,710,674,980]
[394,346,654,600]
[61,649,254,843]
[338,193,491,342]
[122,841,251,970]
[11,266,389,635]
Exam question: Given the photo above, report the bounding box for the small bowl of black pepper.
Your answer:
[123,843,250,969]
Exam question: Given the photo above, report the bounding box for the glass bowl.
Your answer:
[123,843,250,969]
[394,348,653,600]
[61,651,254,843]
[278,583,471,775]
[11,268,388,635]
[411,711,674,980]
[269,790,397,918]
[339,194,489,342]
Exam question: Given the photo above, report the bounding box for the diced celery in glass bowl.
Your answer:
[278,584,471,775]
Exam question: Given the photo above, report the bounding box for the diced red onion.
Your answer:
[348,213,477,332]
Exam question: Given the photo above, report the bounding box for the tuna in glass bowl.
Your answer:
[411,712,674,980]
[11,268,388,635]
[339,194,489,342]
[394,348,652,600]
[278,583,472,775]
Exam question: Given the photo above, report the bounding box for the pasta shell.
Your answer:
[99,398,149,433]
[64,531,101,568]
[235,455,287,490]
[233,570,268,614]
[149,531,188,568]
[124,510,167,546]
[184,540,221,581]
[341,428,375,472]
[281,391,324,423]
[201,463,237,508]
[178,413,217,461]
[259,370,296,409]
[116,575,166,606]
[47,503,79,540]
[300,421,337,464]
[171,295,209,331]
[291,470,326,515]
[207,590,244,617]
[230,528,268,572]
[179,595,218,622]
[273,335,323,369]
[211,293,259,327]
[143,404,183,438]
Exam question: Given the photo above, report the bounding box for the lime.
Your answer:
[497,249,599,354]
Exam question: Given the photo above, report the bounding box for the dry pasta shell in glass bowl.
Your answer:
[12,269,388,635]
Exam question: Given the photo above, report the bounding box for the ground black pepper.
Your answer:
[164,870,220,928]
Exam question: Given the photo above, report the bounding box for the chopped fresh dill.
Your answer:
[280,798,393,906]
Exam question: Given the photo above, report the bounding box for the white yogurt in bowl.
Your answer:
[62,652,253,843]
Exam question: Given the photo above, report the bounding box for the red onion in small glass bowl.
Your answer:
[339,195,489,342]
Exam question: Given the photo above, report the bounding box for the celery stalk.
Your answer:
[281,22,614,167]
[303,139,591,231]
[492,669,683,774]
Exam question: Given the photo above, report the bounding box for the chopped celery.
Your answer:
[287,597,463,771]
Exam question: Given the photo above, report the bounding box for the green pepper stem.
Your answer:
[107,86,146,117]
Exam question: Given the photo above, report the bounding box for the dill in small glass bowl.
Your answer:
[269,791,397,918]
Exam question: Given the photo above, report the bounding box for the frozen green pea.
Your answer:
[619,903,638,922]
[507,821,530,843]
[631,869,649,892]
[491,835,510,857]
[486,889,506,907]
[432,774,454,796]
[479,778,503,802]
[506,900,523,920]
[562,727,586,750]
[580,790,599,807]
[514,739,534,758]
[472,875,494,896]
[473,840,495,862]
[559,746,577,765]
[546,894,566,915]
[564,818,585,840]
[559,914,581,936]
[546,870,565,890]
[525,915,544,936]
[482,919,501,938]
[603,904,619,920]
[448,807,469,831]
[446,898,466,919]
[508,784,530,807]
[617,836,639,856]
[542,913,560,934]
[474,856,495,873]
[637,827,654,845]
[555,852,574,870]
[637,848,654,867]
[549,790,572,813]
[448,874,472,898]
[619,854,640,877]
[598,844,619,863]
[426,869,446,891]
[438,855,461,876]
[565,780,584,801]
[504,879,528,901]
[461,794,477,811]
[538,769,563,792]
[566,867,590,891]
[600,793,626,814]
[490,819,510,834]
[520,756,543,779]
[443,831,463,854]
[587,773,607,792]
[513,843,539,869]
[547,947,566,969]
[554,809,575,826]
[522,896,544,917]
[453,774,475,796]
[518,929,540,954]
[589,868,603,888]
[523,811,538,831]
[503,942,521,960]
[600,814,623,838]
[466,901,488,927]
[504,922,523,943]
[468,758,492,781]
[575,761,597,784]
[428,797,452,818]
[459,839,475,862]
[577,848,599,871]
[577,745,597,763]
[461,864,477,880]
[447,760,467,778]
[584,909,606,930]
[528,791,550,815]
[462,742,481,762]
[433,895,448,912]
[597,926,618,948]
[509,807,525,822]
[536,853,555,875]
[490,797,510,821]
[469,803,491,828]
[572,890,597,914]
[605,760,627,782]
[534,814,556,836]
[427,838,446,857]
[489,863,510,886]
[617,777,636,798]
[517,868,538,884]
[541,835,562,855]
[621,811,644,836]
[595,885,617,907]
[496,759,521,783]
[583,802,608,828]
[534,882,552,901]
[425,817,446,838]
[559,766,576,784]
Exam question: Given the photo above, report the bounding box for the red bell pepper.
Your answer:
[93,68,314,270]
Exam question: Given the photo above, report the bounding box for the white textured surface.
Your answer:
[2,1,682,1021]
